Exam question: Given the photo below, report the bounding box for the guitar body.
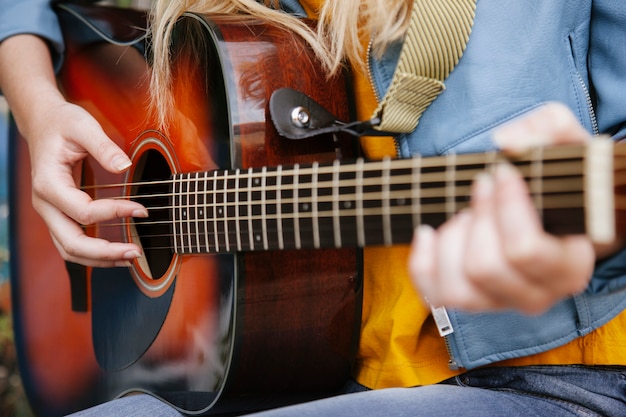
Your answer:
[10,4,361,416]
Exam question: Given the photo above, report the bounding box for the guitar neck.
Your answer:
[169,139,622,254]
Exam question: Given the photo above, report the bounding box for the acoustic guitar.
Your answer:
[9,2,626,417]
[11,3,360,416]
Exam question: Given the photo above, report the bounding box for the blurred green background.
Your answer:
[0,88,29,417]
[0,2,152,415]
[0,98,21,417]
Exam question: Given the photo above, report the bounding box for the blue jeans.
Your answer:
[68,365,626,416]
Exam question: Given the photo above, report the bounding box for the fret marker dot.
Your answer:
[343,201,352,209]
[254,179,261,186]
[302,203,309,211]
[199,209,204,216]
[183,210,187,218]
[255,234,261,242]
[397,198,406,206]
[218,208,223,215]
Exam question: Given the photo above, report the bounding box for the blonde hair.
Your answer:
[149,0,412,126]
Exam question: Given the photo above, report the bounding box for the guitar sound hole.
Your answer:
[132,149,173,279]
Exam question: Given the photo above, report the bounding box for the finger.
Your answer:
[492,102,592,154]
[409,224,438,306]
[67,109,133,173]
[493,164,595,305]
[39,201,143,267]
[33,175,147,227]
[50,234,141,268]
[463,171,550,313]
[435,210,495,311]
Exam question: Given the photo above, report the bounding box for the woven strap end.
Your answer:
[372,74,445,133]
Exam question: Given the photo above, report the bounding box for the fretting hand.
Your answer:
[409,103,618,314]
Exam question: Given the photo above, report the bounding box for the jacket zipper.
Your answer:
[568,33,599,136]
[366,37,381,103]
[367,39,460,368]
[577,72,599,136]
[430,304,462,370]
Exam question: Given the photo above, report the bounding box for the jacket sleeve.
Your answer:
[0,0,64,68]
[589,0,626,140]
[278,0,307,17]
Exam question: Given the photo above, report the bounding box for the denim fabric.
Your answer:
[67,366,626,416]
[67,394,184,417]
[251,366,626,417]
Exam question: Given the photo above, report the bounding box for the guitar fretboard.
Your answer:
[164,140,619,254]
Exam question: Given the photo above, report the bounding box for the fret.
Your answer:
[250,173,262,248]
[247,167,255,251]
[222,170,231,252]
[445,153,456,219]
[411,156,422,231]
[202,172,213,253]
[276,165,284,250]
[530,147,544,222]
[382,157,392,246]
[234,169,242,251]
[212,170,220,252]
[278,169,296,249]
[193,172,201,253]
[196,172,209,252]
[236,171,249,251]
[312,162,320,249]
[332,159,341,248]
[172,175,181,253]
[293,163,301,249]
[183,174,192,253]
[260,167,269,250]
[356,158,365,247]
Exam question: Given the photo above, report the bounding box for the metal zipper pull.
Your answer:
[430,304,454,337]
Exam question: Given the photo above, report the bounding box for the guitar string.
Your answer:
[79,140,592,194]
[85,164,588,229]
[83,171,587,213]
[81,158,588,202]
[75,147,601,251]
[111,206,592,252]
[92,184,588,253]
[98,191,588,230]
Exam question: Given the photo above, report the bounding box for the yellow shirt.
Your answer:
[299,0,626,390]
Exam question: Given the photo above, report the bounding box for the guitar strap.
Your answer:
[372,0,477,134]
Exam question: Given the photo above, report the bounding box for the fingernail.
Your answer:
[415,224,434,244]
[115,260,132,267]
[494,162,519,182]
[412,225,429,253]
[113,155,132,172]
[123,250,142,260]
[473,172,494,199]
[132,209,149,218]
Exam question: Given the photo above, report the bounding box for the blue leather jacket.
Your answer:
[3,0,626,371]
[0,0,64,68]
[285,0,626,370]
[374,0,626,370]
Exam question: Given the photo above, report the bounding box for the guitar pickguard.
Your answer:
[91,267,175,371]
